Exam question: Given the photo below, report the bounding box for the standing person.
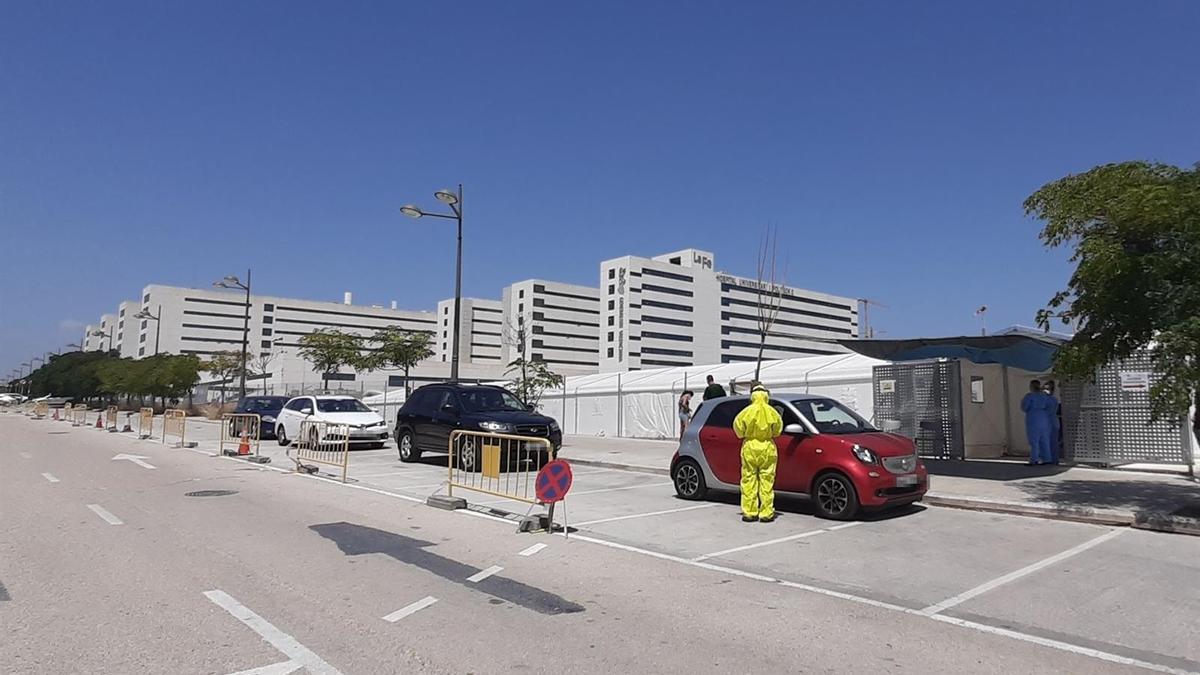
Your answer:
[733,384,783,522]
[703,375,726,401]
[1044,380,1062,464]
[1020,380,1052,465]
[677,390,694,441]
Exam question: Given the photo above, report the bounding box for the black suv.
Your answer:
[394,383,562,469]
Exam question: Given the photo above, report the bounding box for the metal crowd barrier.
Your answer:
[162,409,191,447]
[288,420,350,482]
[220,413,262,458]
[447,430,555,504]
[138,408,154,439]
[105,405,119,432]
[72,406,88,426]
[33,401,49,419]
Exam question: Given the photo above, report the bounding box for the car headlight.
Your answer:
[370,420,386,428]
[851,444,878,465]
[479,421,513,433]
[261,416,276,423]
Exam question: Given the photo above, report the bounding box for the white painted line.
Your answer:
[928,613,1193,675]
[569,482,673,496]
[19,452,31,459]
[467,565,504,583]
[575,502,720,526]
[693,523,863,561]
[518,543,548,557]
[87,504,124,525]
[204,590,343,675]
[228,659,302,675]
[382,596,438,622]
[920,529,1124,616]
[41,473,60,483]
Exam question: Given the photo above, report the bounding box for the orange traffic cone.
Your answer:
[95,413,104,428]
[237,430,251,456]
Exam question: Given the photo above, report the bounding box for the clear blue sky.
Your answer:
[3,1,1198,376]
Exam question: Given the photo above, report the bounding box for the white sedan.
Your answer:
[275,395,389,449]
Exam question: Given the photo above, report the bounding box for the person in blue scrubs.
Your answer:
[1043,380,1062,464]
[1021,379,1053,465]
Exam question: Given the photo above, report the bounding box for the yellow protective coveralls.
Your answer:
[733,389,783,520]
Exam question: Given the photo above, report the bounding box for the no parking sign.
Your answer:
[535,460,573,504]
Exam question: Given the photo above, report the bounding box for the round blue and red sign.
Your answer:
[535,460,573,504]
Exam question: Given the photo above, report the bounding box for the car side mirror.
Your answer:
[783,423,808,436]
[526,403,536,412]
[441,403,458,414]
[300,408,313,416]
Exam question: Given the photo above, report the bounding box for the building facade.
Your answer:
[116,300,141,358]
[501,279,601,374]
[599,249,858,372]
[434,298,505,367]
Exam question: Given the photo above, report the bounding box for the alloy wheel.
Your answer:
[675,463,700,497]
[817,477,850,515]
[399,434,412,460]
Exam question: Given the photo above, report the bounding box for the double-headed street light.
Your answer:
[134,305,163,356]
[89,326,113,352]
[214,270,251,399]
[401,184,463,381]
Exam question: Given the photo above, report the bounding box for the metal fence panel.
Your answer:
[872,360,964,460]
[1061,353,1193,467]
[290,420,350,482]
[221,413,262,458]
[447,430,555,504]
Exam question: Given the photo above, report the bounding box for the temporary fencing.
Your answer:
[288,420,350,482]
[105,406,119,432]
[446,430,555,505]
[72,406,88,426]
[138,408,154,439]
[63,403,73,422]
[162,409,190,447]
[220,413,261,458]
[33,401,48,419]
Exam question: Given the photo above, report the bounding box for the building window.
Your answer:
[607,316,614,326]
[119,308,125,317]
[138,347,145,356]
[261,340,272,348]
[444,307,449,315]
[608,268,615,279]
[519,289,524,298]
[139,334,146,343]
[442,331,447,338]
[262,328,273,336]
[608,284,615,294]
[118,320,124,329]
[263,303,274,312]
[608,300,615,310]
[607,331,614,342]
[518,303,524,313]
[607,347,614,358]
[143,293,151,303]
[140,320,147,329]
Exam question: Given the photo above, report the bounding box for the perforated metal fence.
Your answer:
[1060,353,1194,468]
[872,359,964,460]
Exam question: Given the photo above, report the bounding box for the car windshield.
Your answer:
[242,397,286,413]
[316,398,372,413]
[791,398,876,434]
[458,388,527,413]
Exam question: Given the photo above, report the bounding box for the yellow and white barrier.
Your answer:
[447,430,555,505]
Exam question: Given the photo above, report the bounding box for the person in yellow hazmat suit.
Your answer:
[733,384,783,522]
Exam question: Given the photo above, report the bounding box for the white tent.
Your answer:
[541,353,886,440]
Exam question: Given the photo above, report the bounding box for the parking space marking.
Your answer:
[383,596,438,622]
[575,503,719,527]
[919,528,1124,616]
[519,543,548,557]
[228,660,301,675]
[467,565,504,583]
[41,473,60,483]
[204,589,343,675]
[86,504,124,525]
[19,452,31,459]
[563,482,673,497]
[692,522,863,561]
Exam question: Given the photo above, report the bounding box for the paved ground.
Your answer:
[2,411,1199,673]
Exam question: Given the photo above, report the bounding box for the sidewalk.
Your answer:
[558,434,1200,535]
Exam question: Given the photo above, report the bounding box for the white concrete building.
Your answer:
[84,313,119,353]
[434,298,504,367]
[599,249,858,372]
[501,280,601,374]
[82,324,100,352]
[116,300,141,358]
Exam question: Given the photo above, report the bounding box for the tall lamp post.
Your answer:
[90,327,114,352]
[21,361,32,395]
[134,305,163,356]
[214,270,251,399]
[401,184,463,381]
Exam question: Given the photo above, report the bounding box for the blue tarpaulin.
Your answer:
[838,333,1065,372]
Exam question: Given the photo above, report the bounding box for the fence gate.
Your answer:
[1061,353,1194,470]
[872,359,964,460]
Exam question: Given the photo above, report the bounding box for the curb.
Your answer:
[559,456,669,477]
[1132,512,1200,536]
[924,493,1139,527]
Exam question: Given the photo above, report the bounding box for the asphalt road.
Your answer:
[1,412,1196,674]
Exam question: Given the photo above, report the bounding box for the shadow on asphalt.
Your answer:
[1014,478,1200,514]
[924,459,1071,482]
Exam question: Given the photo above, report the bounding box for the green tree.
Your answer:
[359,327,434,394]
[297,329,363,391]
[204,351,245,404]
[1024,161,1200,436]
[506,357,564,410]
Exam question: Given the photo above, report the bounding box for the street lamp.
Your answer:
[214,269,252,399]
[134,305,163,356]
[90,327,113,352]
[401,184,463,381]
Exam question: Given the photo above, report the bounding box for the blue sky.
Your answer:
[2,1,1198,376]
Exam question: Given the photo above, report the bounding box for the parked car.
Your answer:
[229,395,289,439]
[394,383,562,471]
[671,393,928,519]
[274,395,389,449]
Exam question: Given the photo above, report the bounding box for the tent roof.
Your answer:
[837,333,1065,372]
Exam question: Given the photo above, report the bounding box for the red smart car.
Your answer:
[670,393,928,519]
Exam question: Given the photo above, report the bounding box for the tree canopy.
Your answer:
[359,327,434,393]
[24,351,201,405]
[1024,160,1200,429]
[297,329,364,388]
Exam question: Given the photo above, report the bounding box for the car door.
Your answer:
[771,400,809,493]
[413,388,445,451]
[697,400,746,486]
[428,389,463,453]
[786,400,830,495]
[396,389,426,439]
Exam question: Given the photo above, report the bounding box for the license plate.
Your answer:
[896,474,919,487]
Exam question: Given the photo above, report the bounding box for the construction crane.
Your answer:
[858,298,888,339]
